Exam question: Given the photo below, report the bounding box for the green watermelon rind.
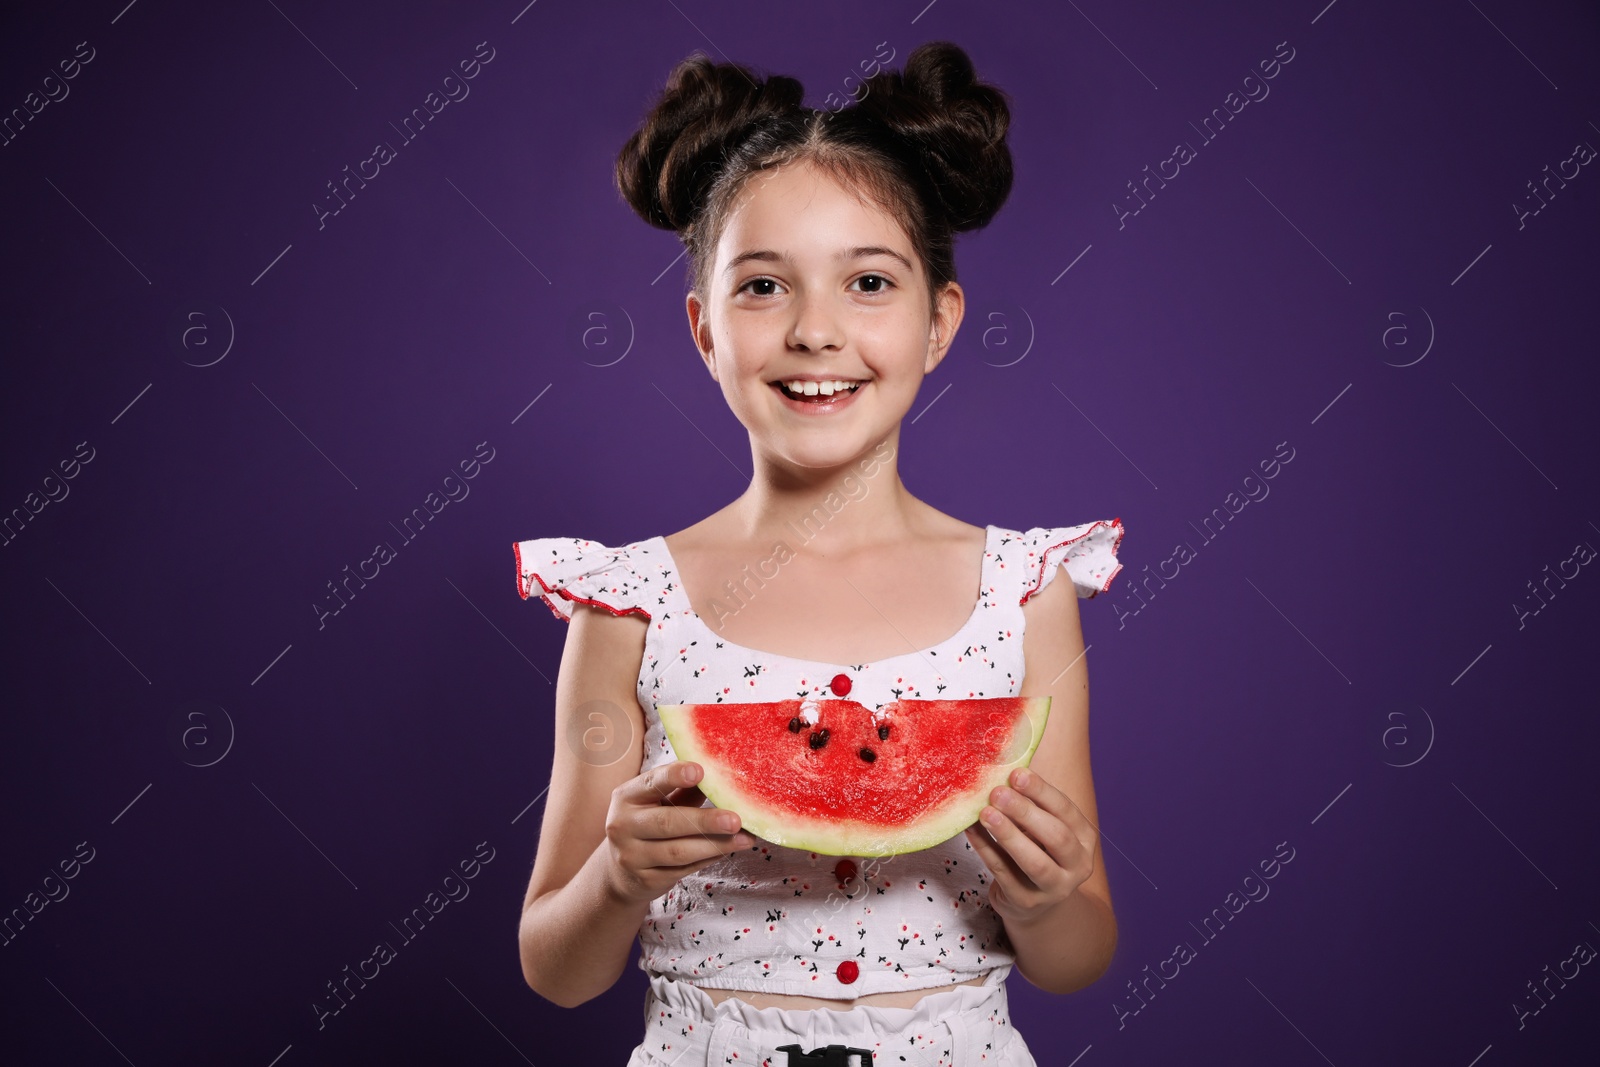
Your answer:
[657,696,1051,858]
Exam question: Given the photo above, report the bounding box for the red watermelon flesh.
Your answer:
[657,696,1050,857]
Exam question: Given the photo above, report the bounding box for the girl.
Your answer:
[513,41,1126,1066]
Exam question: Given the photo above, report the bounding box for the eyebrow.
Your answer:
[722,245,914,277]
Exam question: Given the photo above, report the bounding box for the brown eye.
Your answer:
[740,278,779,296]
[853,274,892,294]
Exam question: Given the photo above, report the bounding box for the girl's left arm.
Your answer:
[962,571,1118,994]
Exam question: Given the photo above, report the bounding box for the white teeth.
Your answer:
[780,379,862,397]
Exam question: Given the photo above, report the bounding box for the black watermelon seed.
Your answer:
[859,747,877,762]
[808,729,829,750]
[877,724,890,741]
[788,717,803,733]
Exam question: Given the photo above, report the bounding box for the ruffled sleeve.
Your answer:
[512,537,654,622]
[1019,518,1126,603]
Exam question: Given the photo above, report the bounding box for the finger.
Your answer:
[671,792,758,851]
[650,847,745,880]
[646,827,756,869]
[991,786,1079,872]
[635,761,701,804]
[662,783,707,807]
[1013,768,1099,853]
[964,821,1029,892]
[673,802,742,840]
[975,805,1059,891]
[631,764,756,854]
[1011,772,1100,871]
[637,795,743,846]
[1008,767,1072,822]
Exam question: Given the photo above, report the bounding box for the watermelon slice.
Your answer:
[657,696,1050,857]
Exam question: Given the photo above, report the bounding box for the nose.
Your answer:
[788,292,843,352]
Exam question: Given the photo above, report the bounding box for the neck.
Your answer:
[732,435,916,554]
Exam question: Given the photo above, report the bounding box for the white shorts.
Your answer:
[625,963,1039,1067]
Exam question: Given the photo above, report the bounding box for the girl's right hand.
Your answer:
[602,760,755,905]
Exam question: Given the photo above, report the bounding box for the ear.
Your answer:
[686,290,718,381]
[924,281,965,375]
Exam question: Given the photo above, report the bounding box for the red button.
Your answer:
[834,859,857,883]
[830,673,851,696]
[836,960,859,984]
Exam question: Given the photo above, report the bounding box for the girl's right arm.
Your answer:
[517,601,754,1008]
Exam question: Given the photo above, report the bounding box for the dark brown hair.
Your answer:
[614,41,1014,320]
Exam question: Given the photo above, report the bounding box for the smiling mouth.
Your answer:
[769,380,866,403]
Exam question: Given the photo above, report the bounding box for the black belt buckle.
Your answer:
[776,1044,873,1066]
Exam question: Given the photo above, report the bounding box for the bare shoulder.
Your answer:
[661,505,743,561]
[921,511,987,551]
[900,508,986,576]
[899,502,982,539]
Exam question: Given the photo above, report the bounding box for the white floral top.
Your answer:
[512,519,1125,997]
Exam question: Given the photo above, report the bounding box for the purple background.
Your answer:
[3,1,1597,1063]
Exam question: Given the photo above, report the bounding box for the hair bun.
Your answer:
[853,41,1014,232]
[616,41,1015,304]
[615,53,807,232]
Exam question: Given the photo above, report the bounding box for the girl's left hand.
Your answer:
[963,765,1096,927]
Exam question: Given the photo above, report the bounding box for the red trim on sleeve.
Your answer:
[1019,516,1125,605]
[513,540,653,623]
[513,541,531,599]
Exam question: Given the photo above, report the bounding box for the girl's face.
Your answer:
[687,160,962,472]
